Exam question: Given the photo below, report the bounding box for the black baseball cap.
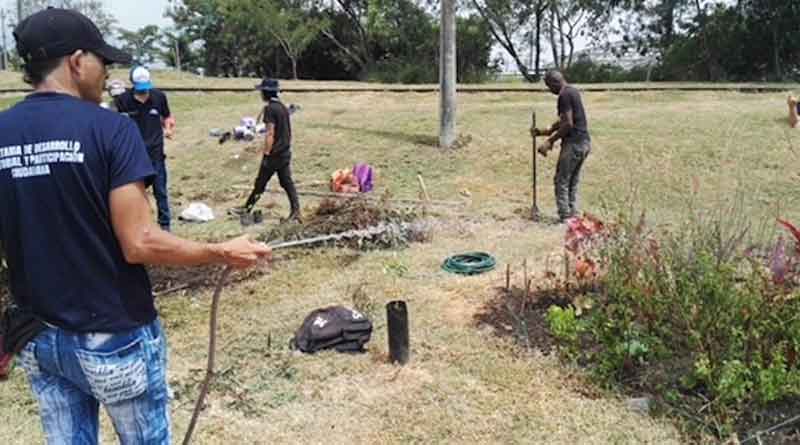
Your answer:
[14,7,131,65]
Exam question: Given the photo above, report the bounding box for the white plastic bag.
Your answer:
[179,202,215,223]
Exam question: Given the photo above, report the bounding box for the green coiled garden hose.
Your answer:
[442,252,496,275]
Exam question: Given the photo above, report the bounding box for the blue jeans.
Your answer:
[17,318,171,445]
[152,159,171,231]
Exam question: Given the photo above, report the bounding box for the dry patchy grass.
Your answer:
[2,86,799,444]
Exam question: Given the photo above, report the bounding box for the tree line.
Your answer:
[10,0,800,82]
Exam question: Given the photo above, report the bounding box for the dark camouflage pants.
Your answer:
[554,138,591,221]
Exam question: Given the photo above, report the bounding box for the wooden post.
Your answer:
[523,259,529,299]
[417,174,431,216]
[505,263,510,292]
[417,174,431,203]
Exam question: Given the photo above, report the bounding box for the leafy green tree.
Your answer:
[470,0,541,81]
[117,25,162,66]
[167,0,235,76]
[160,28,204,72]
[581,0,800,80]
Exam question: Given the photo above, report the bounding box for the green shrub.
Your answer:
[546,305,582,343]
[564,54,652,83]
[548,209,800,437]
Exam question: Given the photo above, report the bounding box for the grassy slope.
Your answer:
[1,82,799,444]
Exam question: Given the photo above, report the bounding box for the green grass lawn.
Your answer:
[1,84,798,444]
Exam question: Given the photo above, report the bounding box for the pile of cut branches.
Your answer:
[261,193,429,249]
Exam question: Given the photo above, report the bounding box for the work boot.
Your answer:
[240,212,255,226]
[252,210,264,224]
[286,209,303,224]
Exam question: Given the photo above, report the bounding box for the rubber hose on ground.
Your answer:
[441,252,496,275]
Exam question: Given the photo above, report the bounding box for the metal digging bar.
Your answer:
[182,222,410,444]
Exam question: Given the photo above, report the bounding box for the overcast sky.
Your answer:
[0,1,171,30]
[106,0,172,31]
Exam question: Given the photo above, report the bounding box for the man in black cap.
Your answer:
[230,78,301,222]
[1,8,270,444]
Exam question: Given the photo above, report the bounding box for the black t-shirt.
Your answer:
[114,89,171,161]
[263,98,292,158]
[557,85,590,142]
[0,93,156,332]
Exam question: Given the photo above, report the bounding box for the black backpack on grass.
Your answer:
[292,306,372,353]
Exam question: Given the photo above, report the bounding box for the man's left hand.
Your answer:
[163,117,177,139]
[538,139,553,156]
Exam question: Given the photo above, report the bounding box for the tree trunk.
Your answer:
[557,10,565,68]
[566,35,574,69]
[535,6,543,79]
[772,25,782,80]
[175,40,181,72]
[291,57,298,80]
[548,6,559,70]
[528,26,534,74]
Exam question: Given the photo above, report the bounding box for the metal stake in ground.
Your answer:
[531,110,541,221]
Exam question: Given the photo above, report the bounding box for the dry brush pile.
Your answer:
[260,193,431,250]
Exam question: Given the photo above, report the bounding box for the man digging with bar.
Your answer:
[0,8,270,444]
[532,70,592,223]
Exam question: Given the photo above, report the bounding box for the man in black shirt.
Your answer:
[231,78,301,222]
[534,70,592,222]
[114,67,176,230]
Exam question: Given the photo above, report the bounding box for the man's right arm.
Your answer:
[263,105,276,155]
[263,123,275,155]
[110,181,270,269]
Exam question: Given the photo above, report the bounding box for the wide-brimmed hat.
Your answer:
[255,78,280,92]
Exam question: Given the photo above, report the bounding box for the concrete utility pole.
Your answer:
[439,0,456,149]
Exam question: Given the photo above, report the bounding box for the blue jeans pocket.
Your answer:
[76,338,148,405]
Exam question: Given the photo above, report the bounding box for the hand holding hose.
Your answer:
[183,235,269,445]
[215,235,271,269]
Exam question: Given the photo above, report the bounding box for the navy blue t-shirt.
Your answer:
[0,92,157,332]
[114,89,171,161]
